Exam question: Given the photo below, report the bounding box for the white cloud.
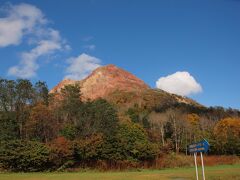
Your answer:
[8,30,62,78]
[64,53,101,80]
[1,3,69,78]
[156,71,202,96]
[0,3,45,47]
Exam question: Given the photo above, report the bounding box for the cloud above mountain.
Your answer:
[0,3,68,78]
[0,3,46,47]
[156,71,202,96]
[64,53,101,80]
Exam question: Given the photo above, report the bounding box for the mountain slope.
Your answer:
[50,64,149,100]
[50,64,202,108]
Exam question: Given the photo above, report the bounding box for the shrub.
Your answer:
[60,124,77,140]
[73,133,104,161]
[0,140,50,172]
[48,137,73,169]
[155,153,192,168]
[118,123,159,161]
[200,155,240,166]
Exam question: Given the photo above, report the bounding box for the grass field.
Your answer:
[0,164,240,180]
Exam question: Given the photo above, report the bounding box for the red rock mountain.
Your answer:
[50,64,150,100]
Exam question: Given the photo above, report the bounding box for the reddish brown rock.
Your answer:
[49,79,78,94]
[50,64,150,100]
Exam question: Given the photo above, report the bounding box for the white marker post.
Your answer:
[194,153,199,180]
[200,152,206,180]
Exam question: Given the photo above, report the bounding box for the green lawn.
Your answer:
[0,164,240,180]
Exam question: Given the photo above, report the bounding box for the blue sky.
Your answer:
[0,0,240,109]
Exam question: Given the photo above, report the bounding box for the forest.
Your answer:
[0,78,240,172]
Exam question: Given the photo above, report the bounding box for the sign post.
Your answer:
[200,152,205,180]
[194,152,199,180]
[188,139,209,180]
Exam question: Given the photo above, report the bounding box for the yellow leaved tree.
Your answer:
[213,117,240,154]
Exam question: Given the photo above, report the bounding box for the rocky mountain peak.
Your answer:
[50,64,150,100]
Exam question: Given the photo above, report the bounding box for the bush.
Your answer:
[73,134,104,161]
[118,123,159,161]
[155,153,193,168]
[155,154,240,169]
[48,137,73,169]
[0,140,50,172]
[60,124,78,140]
[201,155,240,166]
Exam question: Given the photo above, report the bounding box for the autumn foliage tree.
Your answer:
[26,103,58,143]
[214,117,240,155]
[1,78,240,171]
[116,123,158,161]
[73,133,104,162]
[48,137,73,169]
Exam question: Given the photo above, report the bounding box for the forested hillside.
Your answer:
[0,78,240,172]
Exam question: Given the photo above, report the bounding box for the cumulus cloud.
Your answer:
[156,71,202,96]
[0,3,69,78]
[64,53,101,80]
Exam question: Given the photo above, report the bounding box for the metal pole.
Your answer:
[200,152,206,180]
[194,153,199,180]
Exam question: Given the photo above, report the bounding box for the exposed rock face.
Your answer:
[50,79,78,94]
[50,64,150,100]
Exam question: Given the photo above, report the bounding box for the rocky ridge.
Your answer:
[50,64,150,100]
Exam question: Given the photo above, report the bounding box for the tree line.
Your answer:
[0,78,239,171]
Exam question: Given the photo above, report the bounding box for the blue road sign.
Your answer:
[188,139,210,153]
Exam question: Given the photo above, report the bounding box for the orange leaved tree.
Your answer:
[213,117,240,155]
